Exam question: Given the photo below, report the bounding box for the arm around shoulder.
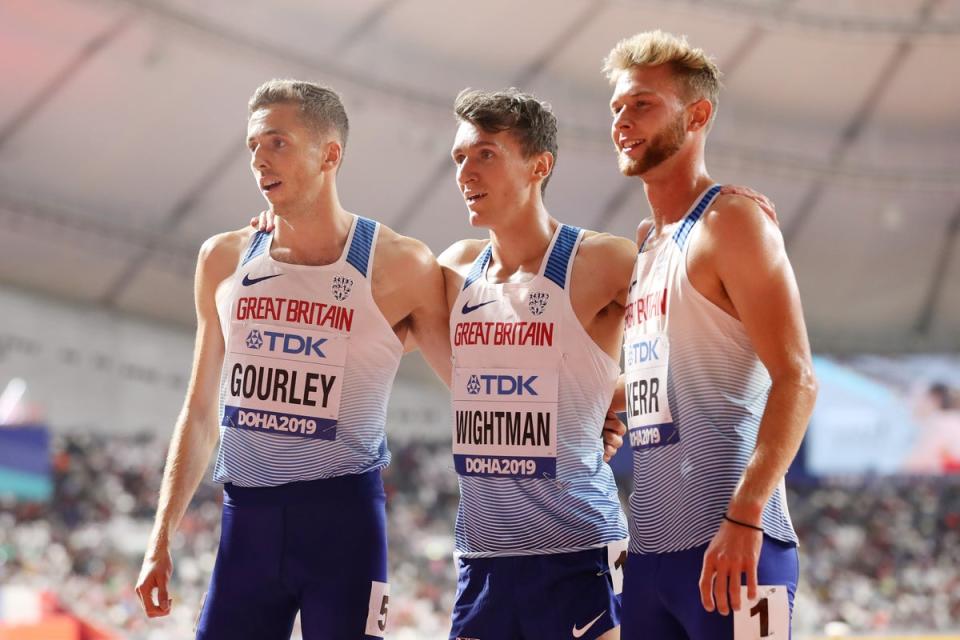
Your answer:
[394,235,453,386]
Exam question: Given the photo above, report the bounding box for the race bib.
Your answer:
[221,322,347,440]
[606,538,629,595]
[452,367,558,479]
[623,332,677,450]
[733,585,790,639]
[364,581,390,637]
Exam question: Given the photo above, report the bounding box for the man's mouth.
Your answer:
[465,192,487,204]
[620,139,645,153]
[261,179,282,193]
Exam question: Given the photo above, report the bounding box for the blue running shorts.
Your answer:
[450,543,626,640]
[621,535,798,640]
[195,470,389,640]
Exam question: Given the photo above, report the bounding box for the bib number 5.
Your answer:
[365,581,390,637]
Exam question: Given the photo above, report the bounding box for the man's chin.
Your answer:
[468,212,486,228]
[618,157,646,177]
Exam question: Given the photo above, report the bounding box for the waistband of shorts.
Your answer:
[631,533,798,558]
[458,542,619,567]
[223,469,384,507]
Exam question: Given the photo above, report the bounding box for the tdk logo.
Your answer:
[625,338,660,366]
[259,330,327,358]
[468,374,538,396]
[246,330,264,349]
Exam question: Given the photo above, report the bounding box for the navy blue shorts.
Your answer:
[621,535,799,640]
[196,470,389,640]
[449,544,625,640]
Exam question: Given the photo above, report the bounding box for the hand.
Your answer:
[698,519,762,615]
[248,210,276,232]
[602,410,626,462]
[135,548,174,618]
[719,185,777,224]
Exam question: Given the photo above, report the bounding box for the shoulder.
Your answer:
[700,194,781,243]
[697,194,785,265]
[373,222,438,275]
[438,238,488,273]
[636,217,654,247]
[198,227,255,279]
[578,229,637,257]
[576,229,638,270]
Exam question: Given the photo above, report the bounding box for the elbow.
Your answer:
[790,362,819,414]
[800,364,819,404]
[772,360,819,405]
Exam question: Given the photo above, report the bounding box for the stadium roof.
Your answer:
[1,0,958,353]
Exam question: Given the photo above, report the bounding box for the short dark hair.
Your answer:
[248,79,349,152]
[454,88,558,194]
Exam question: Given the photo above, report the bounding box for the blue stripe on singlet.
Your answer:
[543,225,580,289]
[345,217,377,277]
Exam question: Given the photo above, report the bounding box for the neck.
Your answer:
[271,183,353,258]
[487,200,556,277]
[641,144,713,232]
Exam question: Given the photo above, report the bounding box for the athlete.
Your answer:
[604,31,818,639]
[134,80,450,640]
[439,88,636,640]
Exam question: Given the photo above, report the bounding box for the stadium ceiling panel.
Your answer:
[0,0,957,353]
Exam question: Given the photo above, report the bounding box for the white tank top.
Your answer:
[450,224,628,557]
[623,184,798,553]
[212,216,403,486]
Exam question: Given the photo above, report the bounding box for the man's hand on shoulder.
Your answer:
[719,184,777,224]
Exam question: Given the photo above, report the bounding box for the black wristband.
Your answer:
[723,513,764,533]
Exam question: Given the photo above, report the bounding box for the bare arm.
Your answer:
[403,243,453,387]
[569,233,638,460]
[136,233,242,617]
[696,197,818,615]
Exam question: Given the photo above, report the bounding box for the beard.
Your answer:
[617,112,687,177]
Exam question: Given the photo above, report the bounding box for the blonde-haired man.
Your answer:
[604,31,817,639]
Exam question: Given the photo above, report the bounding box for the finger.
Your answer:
[603,443,616,462]
[158,581,172,611]
[729,567,742,612]
[605,417,627,436]
[137,578,162,617]
[602,429,623,449]
[715,567,730,616]
[249,215,259,229]
[698,556,716,612]
[747,561,759,602]
[135,582,148,612]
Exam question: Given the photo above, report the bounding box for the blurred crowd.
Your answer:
[1,432,958,638]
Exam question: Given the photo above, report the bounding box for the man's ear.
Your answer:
[323,140,343,171]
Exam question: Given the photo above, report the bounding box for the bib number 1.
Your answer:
[733,585,789,639]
